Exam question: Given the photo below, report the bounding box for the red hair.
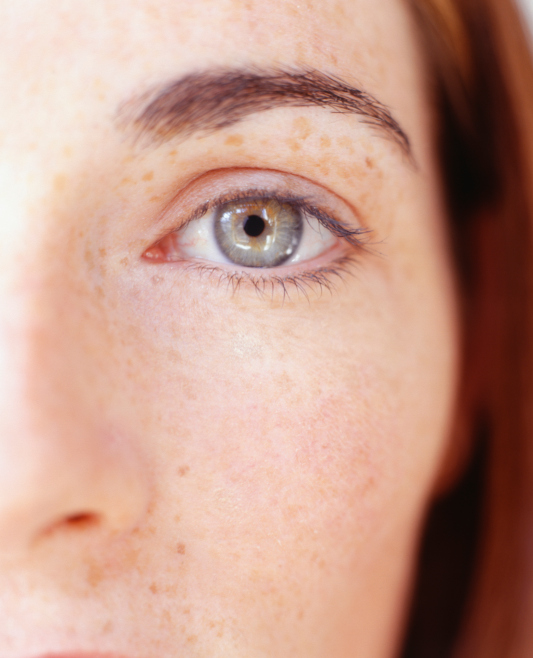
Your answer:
[404,0,533,655]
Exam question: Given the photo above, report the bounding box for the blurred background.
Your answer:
[520,0,533,32]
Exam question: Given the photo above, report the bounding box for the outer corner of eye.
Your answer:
[142,234,178,262]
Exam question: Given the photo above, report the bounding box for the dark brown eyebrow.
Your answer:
[118,68,412,158]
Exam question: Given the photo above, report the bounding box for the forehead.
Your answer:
[2,0,413,60]
[0,0,423,138]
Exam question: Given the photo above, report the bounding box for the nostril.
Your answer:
[65,512,99,528]
[40,512,100,539]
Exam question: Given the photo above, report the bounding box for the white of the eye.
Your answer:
[179,207,337,266]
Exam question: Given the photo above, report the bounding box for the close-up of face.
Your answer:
[0,0,462,657]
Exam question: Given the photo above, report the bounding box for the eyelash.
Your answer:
[147,187,371,299]
[181,254,360,301]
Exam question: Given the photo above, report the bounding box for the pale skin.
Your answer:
[0,1,459,657]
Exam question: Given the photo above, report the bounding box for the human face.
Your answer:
[0,1,459,657]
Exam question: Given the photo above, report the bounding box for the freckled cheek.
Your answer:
[109,302,394,545]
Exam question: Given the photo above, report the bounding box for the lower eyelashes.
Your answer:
[177,253,359,301]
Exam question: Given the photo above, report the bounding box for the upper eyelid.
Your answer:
[162,187,371,249]
[152,165,354,216]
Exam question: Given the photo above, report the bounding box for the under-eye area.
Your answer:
[168,253,361,300]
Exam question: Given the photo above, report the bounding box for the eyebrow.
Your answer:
[118,68,412,157]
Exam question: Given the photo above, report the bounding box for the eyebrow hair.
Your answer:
[118,68,412,157]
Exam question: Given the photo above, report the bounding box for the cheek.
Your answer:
[70,204,457,650]
[103,274,443,556]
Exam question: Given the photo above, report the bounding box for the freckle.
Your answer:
[288,139,301,152]
[149,195,161,202]
[174,514,181,523]
[176,543,186,555]
[63,146,72,158]
[123,546,141,570]
[84,247,94,268]
[293,116,311,139]
[120,257,129,266]
[99,247,107,257]
[181,381,197,400]
[337,136,354,153]
[320,135,331,148]
[102,620,114,634]
[150,582,158,594]
[142,171,154,182]
[365,156,375,169]
[144,3,161,19]
[168,149,177,157]
[362,475,376,495]
[53,173,67,192]
[187,635,198,644]
[339,169,352,181]
[178,465,190,477]
[95,285,104,299]
[86,562,104,588]
[165,350,182,366]
[225,134,244,146]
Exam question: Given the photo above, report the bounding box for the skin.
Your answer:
[0,1,459,657]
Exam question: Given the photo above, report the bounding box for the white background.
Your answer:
[520,0,533,34]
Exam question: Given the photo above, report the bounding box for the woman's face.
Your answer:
[0,0,459,656]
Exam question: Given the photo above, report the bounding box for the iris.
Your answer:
[214,198,303,267]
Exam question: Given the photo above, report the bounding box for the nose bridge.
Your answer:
[0,28,151,558]
[0,243,149,557]
[0,261,91,422]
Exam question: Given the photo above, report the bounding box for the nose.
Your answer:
[0,286,149,559]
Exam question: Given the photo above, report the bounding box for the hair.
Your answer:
[401,0,533,656]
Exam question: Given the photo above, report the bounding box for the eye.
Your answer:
[145,194,338,269]
[142,169,370,297]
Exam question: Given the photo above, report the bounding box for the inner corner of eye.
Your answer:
[143,233,179,261]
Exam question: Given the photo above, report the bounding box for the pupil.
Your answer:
[243,215,265,238]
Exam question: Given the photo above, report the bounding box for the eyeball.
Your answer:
[147,196,338,268]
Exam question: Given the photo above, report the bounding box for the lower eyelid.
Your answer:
[176,251,359,300]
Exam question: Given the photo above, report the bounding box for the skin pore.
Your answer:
[0,0,459,657]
